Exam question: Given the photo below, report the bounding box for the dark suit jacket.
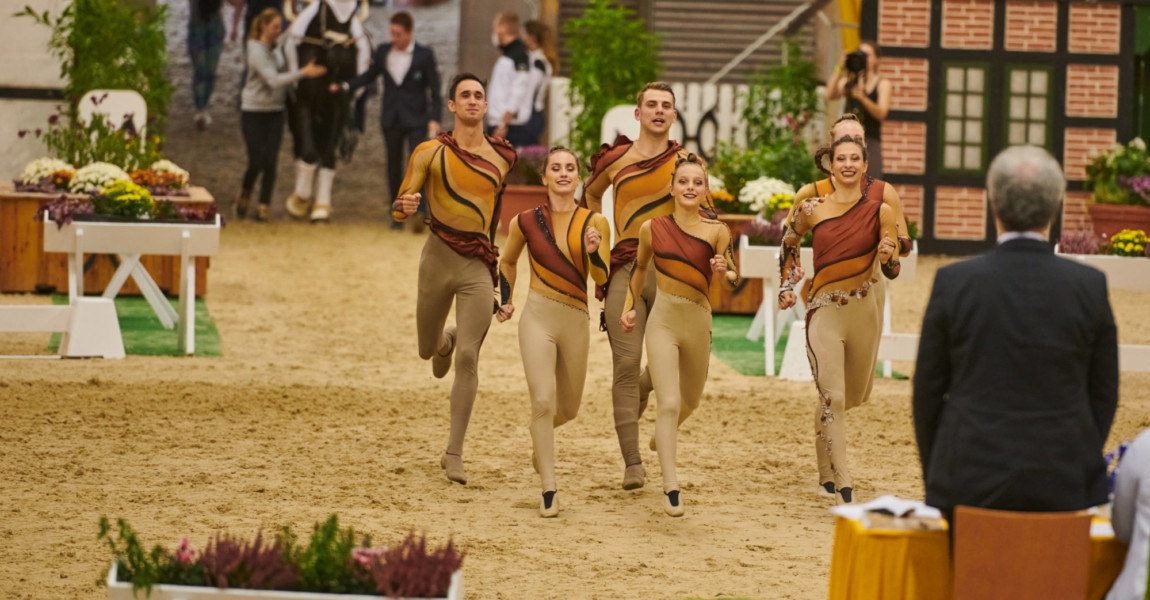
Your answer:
[913,238,1119,512]
[346,42,441,130]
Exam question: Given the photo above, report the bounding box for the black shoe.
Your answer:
[838,487,853,504]
[818,481,836,498]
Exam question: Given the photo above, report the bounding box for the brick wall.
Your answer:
[881,121,927,175]
[1064,128,1117,181]
[934,186,988,241]
[941,0,995,50]
[878,0,931,48]
[1004,2,1057,53]
[880,58,929,111]
[892,184,924,230]
[1066,65,1120,118]
[1068,2,1121,55]
[1061,191,1093,233]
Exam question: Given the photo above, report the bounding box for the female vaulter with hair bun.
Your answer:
[497,147,611,518]
[620,154,739,517]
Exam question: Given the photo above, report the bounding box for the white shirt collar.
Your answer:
[996,231,1047,245]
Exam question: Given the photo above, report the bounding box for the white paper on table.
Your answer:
[830,494,943,521]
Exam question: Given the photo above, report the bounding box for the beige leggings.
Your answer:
[518,293,589,491]
[416,234,494,457]
[645,293,712,493]
[603,262,656,467]
[805,295,882,490]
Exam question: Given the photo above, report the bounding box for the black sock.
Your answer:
[821,481,835,494]
[839,487,852,503]
[542,490,556,509]
[665,490,680,507]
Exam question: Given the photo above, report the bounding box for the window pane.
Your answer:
[1009,122,1027,145]
[1011,70,1029,94]
[965,120,982,144]
[966,95,983,119]
[948,67,966,91]
[1030,71,1048,95]
[945,144,963,168]
[966,68,984,93]
[1028,122,1046,146]
[947,93,964,116]
[1029,97,1047,120]
[946,119,964,142]
[964,145,981,169]
[1010,96,1028,120]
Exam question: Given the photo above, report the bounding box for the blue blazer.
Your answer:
[347,42,442,130]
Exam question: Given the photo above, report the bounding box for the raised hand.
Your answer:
[394,193,421,216]
[709,254,727,275]
[778,290,797,310]
[585,226,603,253]
[877,236,897,263]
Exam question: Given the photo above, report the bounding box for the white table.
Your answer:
[42,214,222,356]
[739,235,919,376]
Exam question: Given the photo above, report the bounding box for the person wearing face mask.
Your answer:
[581,82,717,492]
[496,147,610,518]
[779,135,900,506]
[237,8,326,221]
[619,154,738,517]
[486,11,534,146]
[825,41,892,178]
[393,73,518,486]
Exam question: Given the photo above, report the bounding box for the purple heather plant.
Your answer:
[1058,229,1101,255]
[13,177,62,194]
[200,531,298,591]
[35,194,93,228]
[370,532,464,599]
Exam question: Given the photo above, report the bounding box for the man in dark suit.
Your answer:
[341,11,441,229]
[913,145,1119,519]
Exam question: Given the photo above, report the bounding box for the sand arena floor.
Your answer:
[2,223,1149,600]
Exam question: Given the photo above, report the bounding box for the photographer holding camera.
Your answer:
[825,41,892,177]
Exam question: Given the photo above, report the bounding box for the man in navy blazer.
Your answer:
[913,145,1119,519]
[342,11,441,229]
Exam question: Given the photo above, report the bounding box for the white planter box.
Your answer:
[1055,251,1150,292]
[106,562,463,600]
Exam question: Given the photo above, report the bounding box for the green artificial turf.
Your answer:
[49,294,222,357]
[711,314,906,379]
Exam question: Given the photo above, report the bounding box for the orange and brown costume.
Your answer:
[780,178,899,493]
[396,131,516,460]
[580,135,717,471]
[499,204,611,493]
[626,214,738,494]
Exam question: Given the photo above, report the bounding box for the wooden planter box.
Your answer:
[1087,203,1150,240]
[0,180,214,297]
[708,213,762,315]
[498,184,546,235]
[106,562,464,600]
[1056,250,1150,291]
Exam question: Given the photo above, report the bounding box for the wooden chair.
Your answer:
[952,506,1092,600]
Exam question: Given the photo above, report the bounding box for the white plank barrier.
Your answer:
[740,235,919,377]
[42,213,221,356]
[0,299,125,359]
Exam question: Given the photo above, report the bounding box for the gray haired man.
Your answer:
[913,145,1118,520]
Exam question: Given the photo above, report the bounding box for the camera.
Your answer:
[844,50,867,76]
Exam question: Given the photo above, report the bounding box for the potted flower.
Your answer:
[14,157,75,193]
[1084,137,1150,238]
[1056,228,1150,291]
[100,515,464,600]
[131,159,191,197]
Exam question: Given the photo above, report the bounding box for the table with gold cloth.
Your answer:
[828,516,1128,600]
